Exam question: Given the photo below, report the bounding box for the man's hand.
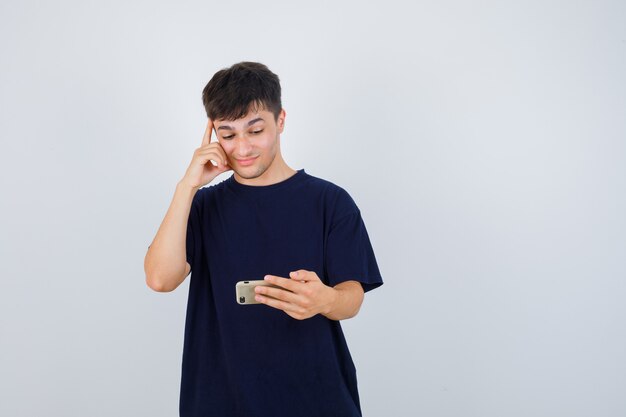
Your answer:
[180,118,232,191]
[255,270,338,320]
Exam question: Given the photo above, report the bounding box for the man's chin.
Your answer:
[234,166,265,180]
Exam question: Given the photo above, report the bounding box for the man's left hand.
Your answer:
[255,270,337,320]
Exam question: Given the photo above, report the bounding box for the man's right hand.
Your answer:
[181,118,233,190]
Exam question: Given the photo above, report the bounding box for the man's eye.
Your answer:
[222,130,262,140]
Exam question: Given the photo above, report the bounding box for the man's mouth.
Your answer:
[236,156,258,166]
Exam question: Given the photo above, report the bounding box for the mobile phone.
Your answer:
[235,280,282,305]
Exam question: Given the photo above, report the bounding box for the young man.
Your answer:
[144,61,383,417]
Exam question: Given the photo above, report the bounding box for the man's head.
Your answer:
[202,62,290,183]
[202,61,282,124]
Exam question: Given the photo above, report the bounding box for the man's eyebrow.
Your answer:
[217,117,265,131]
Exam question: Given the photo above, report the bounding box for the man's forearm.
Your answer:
[322,281,365,321]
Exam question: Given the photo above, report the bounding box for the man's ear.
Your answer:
[277,108,286,133]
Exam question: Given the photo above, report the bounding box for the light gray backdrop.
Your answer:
[1,1,625,416]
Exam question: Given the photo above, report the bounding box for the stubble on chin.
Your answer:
[236,163,267,179]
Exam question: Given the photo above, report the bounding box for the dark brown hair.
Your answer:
[202,61,282,123]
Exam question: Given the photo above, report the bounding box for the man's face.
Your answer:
[214,108,285,180]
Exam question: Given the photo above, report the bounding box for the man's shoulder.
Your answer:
[196,176,230,196]
[301,170,350,195]
[301,171,359,216]
[190,176,230,210]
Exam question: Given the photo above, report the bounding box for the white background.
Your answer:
[1,1,625,416]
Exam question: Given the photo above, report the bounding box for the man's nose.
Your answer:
[235,135,254,155]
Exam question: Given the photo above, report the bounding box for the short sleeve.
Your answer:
[325,209,384,293]
[185,190,204,273]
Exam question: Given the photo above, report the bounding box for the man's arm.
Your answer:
[322,280,365,321]
[144,181,197,292]
[255,271,366,321]
[145,117,231,292]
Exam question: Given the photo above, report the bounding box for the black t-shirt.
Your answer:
[181,168,383,417]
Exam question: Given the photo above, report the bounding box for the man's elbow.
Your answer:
[146,277,169,292]
[350,295,364,318]
[145,273,178,293]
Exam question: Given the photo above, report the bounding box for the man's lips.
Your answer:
[236,156,258,166]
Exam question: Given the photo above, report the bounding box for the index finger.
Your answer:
[264,275,300,292]
[201,118,214,146]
